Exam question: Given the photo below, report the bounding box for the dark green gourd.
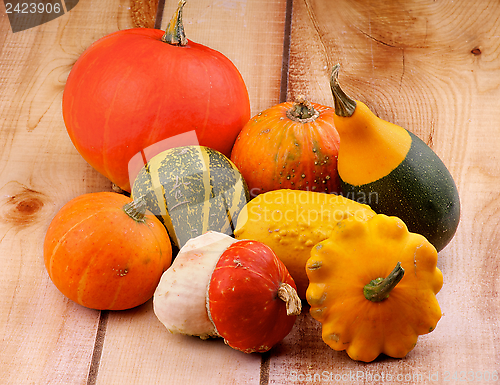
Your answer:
[330,64,460,252]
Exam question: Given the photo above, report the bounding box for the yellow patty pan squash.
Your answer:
[234,189,376,299]
[306,214,443,362]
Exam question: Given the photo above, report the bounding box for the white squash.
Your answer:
[153,231,238,339]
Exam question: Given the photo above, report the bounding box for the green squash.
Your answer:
[131,146,249,248]
[330,64,460,252]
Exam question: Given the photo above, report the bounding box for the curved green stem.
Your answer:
[161,0,188,46]
[363,262,405,302]
[286,95,320,123]
[330,64,357,117]
[123,197,147,223]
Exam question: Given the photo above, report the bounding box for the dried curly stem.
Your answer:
[278,283,302,316]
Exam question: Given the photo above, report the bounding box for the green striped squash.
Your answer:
[131,146,249,248]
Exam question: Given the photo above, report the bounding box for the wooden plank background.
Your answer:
[0,0,498,384]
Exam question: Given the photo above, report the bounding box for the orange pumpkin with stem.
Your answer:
[43,192,172,310]
[207,240,301,353]
[230,96,341,197]
[62,1,250,191]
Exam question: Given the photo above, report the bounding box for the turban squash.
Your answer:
[153,232,301,353]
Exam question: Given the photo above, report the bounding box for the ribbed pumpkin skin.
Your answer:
[131,146,249,248]
[43,192,172,310]
[230,102,341,197]
[62,28,251,192]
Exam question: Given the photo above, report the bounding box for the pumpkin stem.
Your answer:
[363,262,405,302]
[161,0,188,46]
[330,64,357,117]
[123,197,147,223]
[286,95,320,123]
[278,283,302,316]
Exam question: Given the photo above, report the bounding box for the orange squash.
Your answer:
[230,96,341,197]
[207,239,301,353]
[62,1,250,191]
[43,192,172,310]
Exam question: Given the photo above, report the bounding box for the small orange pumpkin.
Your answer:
[207,240,301,353]
[43,192,172,310]
[230,96,341,197]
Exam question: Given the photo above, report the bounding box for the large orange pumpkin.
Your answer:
[230,96,341,197]
[43,192,172,310]
[62,1,250,191]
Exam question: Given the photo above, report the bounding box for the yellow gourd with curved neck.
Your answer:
[329,64,460,252]
[334,101,412,186]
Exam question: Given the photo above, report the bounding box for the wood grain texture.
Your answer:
[92,2,287,383]
[159,0,288,116]
[95,300,262,385]
[0,1,153,383]
[271,0,500,383]
[1,0,288,382]
[1,0,499,384]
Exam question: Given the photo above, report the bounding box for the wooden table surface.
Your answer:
[1,1,499,384]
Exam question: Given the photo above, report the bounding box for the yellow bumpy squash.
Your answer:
[306,214,443,362]
[234,189,375,298]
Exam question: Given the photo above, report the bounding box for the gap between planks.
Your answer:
[85,0,293,384]
[87,311,109,385]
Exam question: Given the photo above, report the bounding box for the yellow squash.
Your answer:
[234,189,375,298]
[306,214,443,362]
